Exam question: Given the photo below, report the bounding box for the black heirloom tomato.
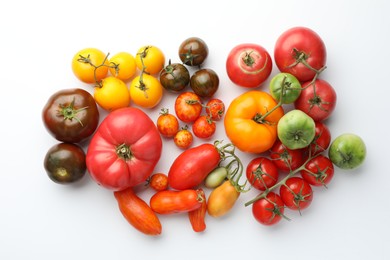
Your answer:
[178,37,209,66]
[190,68,219,98]
[44,142,86,184]
[42,88,99,143]
[159,61,190,92]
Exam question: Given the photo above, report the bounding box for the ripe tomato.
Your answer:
[192,115,216,139]
[156,108,179,138]
[188,188,207,232]
[280,177,313,212]
[168,143,221,190]
[205,98,225,121]
[294,79,337,122]
[246,157,279,191]
[274,26,326,82]
[224,90,284,153]
[178,37,209,66]
[226,43,272,88]
[148,173,169,191]
[86,107,162,190]
[190,68,219,98]
[71,47,109,84]
[150,189,204,214]
[129,74,163,109]
[252,192,285,226]
[159,61,190,92]
[269,139,304,172]
[42,88,99,143]
[174,91,202,123]
[135,45,165,75]
[308,121,331,156]
[207,180,240,218]
[301,154,334,187]
[94,76,131,111]
[174,127,193,149]
[109,52,137,81]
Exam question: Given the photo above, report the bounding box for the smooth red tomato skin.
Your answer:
[86,107,162,191]
[252,192,285,226]
[269,140,304,172]
[294,79,337,122]
[308,121,331,156]
[280,177,313,211]
[192,115,216,139]
[274,27,326,82]
[150,189,203,214]
[246,157,279,191]
[226,43,272,88]
[168,143,221,190]
[301,155,335,187]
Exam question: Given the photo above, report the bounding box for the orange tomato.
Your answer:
[224,90,284,153]
[94,76,130,111]
[109,52,137,81]
[207,180,240,218]
[71,48,109,84]
[188,188,207,232]
[135,45,165,75]
[129,74,163,108]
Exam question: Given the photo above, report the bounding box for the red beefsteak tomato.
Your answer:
[86,107,162,190]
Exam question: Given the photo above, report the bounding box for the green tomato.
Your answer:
[204,167,228,188]
[277,109,315,150]
[269,73,301,104]
[328,133,366,169]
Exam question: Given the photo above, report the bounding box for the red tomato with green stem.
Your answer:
[174,91,203,123]
[308,121,331,156]
[246,157,279,191]
[226,43,272,88]
[301,154,334,187]
[280,177,313,213]
[252,192,286,226]
[156,108,179,138]
[269,139,304,172]
[205,98,225,121]
[192,115,216,139]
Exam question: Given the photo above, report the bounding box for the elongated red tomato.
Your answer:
[188,189,207,232]
[150,189,203,214]
[114,188,162,236]
[168,143,221,190]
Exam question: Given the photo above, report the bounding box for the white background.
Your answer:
[1,0,388,259]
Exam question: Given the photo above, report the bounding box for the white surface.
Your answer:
[1,0,388,259]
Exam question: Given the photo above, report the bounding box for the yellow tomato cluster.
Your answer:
[71,46,165,111]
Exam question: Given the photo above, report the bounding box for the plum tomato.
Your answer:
[301,154,334,187]
[280,177,313,212]
[269,139,304,172]
[308,121,331,156]
[294,79,337,122]
[246,157,279,191]
[226,43,272,88]
[159,60,190,92]
[178,37,209,66]
[269,72,302,104]
[94,76,131,111]
[192,115,216,139]
[156,108,179,138]
[174,91,202,123]
[174,126,193,149]
[205,98,225,121]
[274,26,326,82]
[148,173,169,191]
[42,88,99,143]
[252,192,285,226]
[190,68,219,98]
[109,52,137,81]
[44,142,86,184]
[135,45,165,75]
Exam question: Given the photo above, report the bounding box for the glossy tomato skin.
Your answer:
[179,37,209,66]
[156,108,179,138]
[205,98,225,121]
[274,27,326,82]
[130,74,163,109]
[173,127,193,149]
[280,177,313,211]
[207,180,240,218]
[226,43,272,88]
[188,188,207,232]
[135,45,165,75]
[44,142,86,184]
[159,62,190,92]
[94,76,131,111]
[42,88,99,143]
[246,157,279,191]
[148,173,169,191]
[174,91,202,123]
[301,154,334,187]
[270,139,304,172]
[86,107,162,191]
[168,143,221,190]
[150,189,203,214]
[192,115,216,139]
[294,79,337,122]
[190,68,219,98]
[308,121,331,156]
[71,48,109,84]
[252,192,285,226]
[224,90,284,153]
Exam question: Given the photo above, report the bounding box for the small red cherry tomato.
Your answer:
[308,121,331,156]
[192,115,216,139]
[246,157,279,191]
[280,177,313,212]
[205,98,225,121]
[269,139,304,172]
[148,173,169,191]
[252,192,285,226]
[156,108,179,138]
[301,155,334,187]
[174,91,202,123]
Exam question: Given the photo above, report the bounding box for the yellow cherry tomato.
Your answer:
[72,48,109,84]
[94,76,130,111]
[109,52,137,81]
[135,46,165,75]
[130,74,163,108]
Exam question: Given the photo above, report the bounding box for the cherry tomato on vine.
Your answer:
[301,154,334,187]
[130,74,163,109]
[269,72,302,104]
[109,52,137,81]
[156,108,179,138]
[71,47,109,84]
[174,126,193,149]
[246,157,279,191]
[205,98,225,121]
[94,76,131,111]
[192,115,216,139]
[308,121,331,156]
[274,26,327,82]
[269,139,304,172]
[178,37,209,66]
[280,177,313,212]
[226,43,272,88]
[135,45,165,75]
[252,192,285,226]
[148,173,169,191]
[159,61,190,92]
[190,68,219,98]
[174,91,202,123]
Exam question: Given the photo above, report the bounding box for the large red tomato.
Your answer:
[86,107,162,191]
[274,27,326,82]
[226,43,272,88]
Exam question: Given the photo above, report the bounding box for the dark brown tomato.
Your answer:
[190,68,219,98]
[178,37,209,66]
[159,61,190,92]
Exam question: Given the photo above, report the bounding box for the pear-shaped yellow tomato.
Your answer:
[224,90,284,153]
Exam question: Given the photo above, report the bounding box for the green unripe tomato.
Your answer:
[269,73,301,104]
[277,109,315,150]
[328,133,366,169]
[204,167,228,188]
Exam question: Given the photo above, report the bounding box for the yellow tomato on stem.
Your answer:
[109,52,137,81]
[130,74,163,109]
[94,76,130,111]
[71,48,109,84]
[135,45,165,75]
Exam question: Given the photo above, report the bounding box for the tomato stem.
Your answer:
[57,97,88,126]
[116,143,133,160]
